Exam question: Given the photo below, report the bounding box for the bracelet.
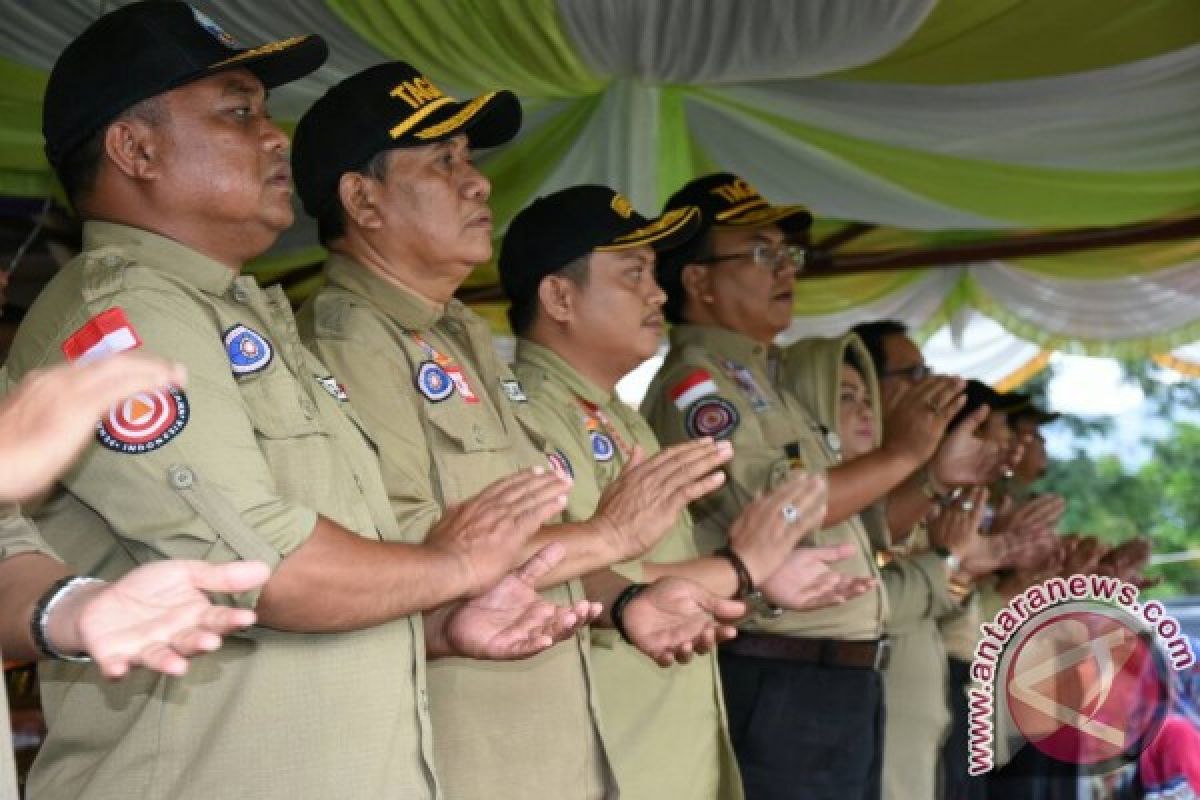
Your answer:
[934,546,962,575]
[713,545,755,598]
[32,576,104,662]
[611,582,649,645]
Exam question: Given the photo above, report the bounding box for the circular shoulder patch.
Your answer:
[224,324,273,375]
[685,397,740,440]
[416,361,454,402]
[590,431,615,462]
[97,388,190,454]
[547,449,574,481]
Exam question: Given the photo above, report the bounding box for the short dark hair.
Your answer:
[660,229,714,325]
[54,96,166,212]
[507,253,590,336]
[316,148,392,245]
[851,319,908,375]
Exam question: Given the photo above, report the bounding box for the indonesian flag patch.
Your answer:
[62,308,190,454]
[670,369,719,411]
[62,307,142,364]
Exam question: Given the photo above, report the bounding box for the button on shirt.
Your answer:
[299,253,615,800]
[641,324,886,640]
[3,222,436,800]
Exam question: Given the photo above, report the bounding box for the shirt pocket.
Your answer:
[423,401,513,503]
[237,362,326,440]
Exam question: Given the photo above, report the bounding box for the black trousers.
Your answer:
[719,650,885,800]
[943,657,988,800]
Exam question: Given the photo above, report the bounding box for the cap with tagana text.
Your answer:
[663,172,812,235]
[43,1,328,167]
[292,61,522,218]
[498,185,701,305]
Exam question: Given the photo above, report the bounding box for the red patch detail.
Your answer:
[62,308,143,363]
[96,387,189,454]
[670,369,715,401]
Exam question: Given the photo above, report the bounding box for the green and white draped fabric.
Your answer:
[0,0,1197,359]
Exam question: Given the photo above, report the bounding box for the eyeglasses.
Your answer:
[697,243,807,272]
[882,364,932,382]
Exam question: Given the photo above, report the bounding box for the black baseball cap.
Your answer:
[950,379,1030,429]
[1004,392,1061,426]
[663,172,813,235]
[499,185,700,305]
[43,1,328,167]
[292,61,522,218]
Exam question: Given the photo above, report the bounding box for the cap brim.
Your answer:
[716,201,813,233]
[598,207,702,253]
[409,90,522,149]
[208,34,329,89]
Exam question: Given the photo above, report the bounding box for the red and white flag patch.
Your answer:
[62,308,142,363]
[670,369,719,411]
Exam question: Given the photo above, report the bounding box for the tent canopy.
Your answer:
[1,0,1198,365]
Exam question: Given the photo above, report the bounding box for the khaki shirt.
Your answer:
[4,222,435,800]
[1,506,51,800]
[642,325,885,639]
[299,254,615,800]
[514,340,743,800]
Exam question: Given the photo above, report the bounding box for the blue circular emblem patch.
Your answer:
[590,431,615,462]
[416,361,454,402]
[685,397,740,440]
[223,324,273,375]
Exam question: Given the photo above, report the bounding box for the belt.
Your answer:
[721,632,891,671]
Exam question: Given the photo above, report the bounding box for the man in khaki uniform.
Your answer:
[291,63,743,800]
[498,185,874,799]
[644,173,977,800]
[6,6,585,799]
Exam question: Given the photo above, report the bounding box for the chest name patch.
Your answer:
[317,375,349,402]
[501,379,528,403]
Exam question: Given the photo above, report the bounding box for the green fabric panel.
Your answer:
[326,0,606,98]
[0,56,51,179]
[655,87,694,208]
[841,0,1200,84]
[245,246,328,284]
[713,94,1200,228]
[792,270,926,316]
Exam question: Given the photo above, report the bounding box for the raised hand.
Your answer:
[880,375,966,467]
[433,543,602,660]
[590,439,732,561]
[61,559,271,679]
[425,467,570,596]
[992,494,1065,540]
[622,576,744,667]
[760,543,875,611]
[927,487,999,576]
[929,406,1004,487]
[727,473,828,586]
[0,353,187,502]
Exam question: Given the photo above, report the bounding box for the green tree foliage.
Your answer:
[1030,360,1200,597]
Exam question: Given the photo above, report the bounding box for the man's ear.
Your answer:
[338,172,384,231]
[681,263,714,305]
[537,274,576,324]
[103,118,160,181]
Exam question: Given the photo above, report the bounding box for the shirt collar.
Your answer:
[83,221,236,296]
[669,324,773,368]
[514,340,613,407]
[323,252,471,332]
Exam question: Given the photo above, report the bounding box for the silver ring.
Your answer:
[960,500,976,512]
[781,504,800,524]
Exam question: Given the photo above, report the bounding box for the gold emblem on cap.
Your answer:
[711,178,760,205]
[610,194,634,219]
[213,36,308,68]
